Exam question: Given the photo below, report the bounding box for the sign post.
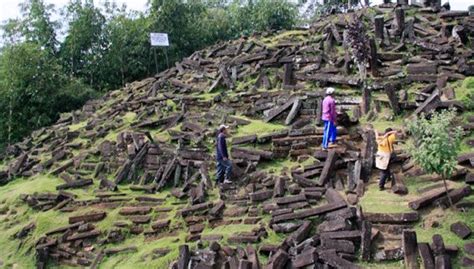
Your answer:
[150,33,170,73]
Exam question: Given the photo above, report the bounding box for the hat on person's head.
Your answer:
[326,87,335,95]
[218,124,229,132]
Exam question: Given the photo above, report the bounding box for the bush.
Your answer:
[460,77,474,110]
[407,109,463,207]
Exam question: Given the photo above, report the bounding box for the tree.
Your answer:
[469,5,474,13]
[407,109,464,208]
[149,0,209,65]
[0,43,95,147]
[15,0,59,54]
[101,10,152,89]
[252,0,297,31]
[0,0,299,150]
[60,0,106,85]
[228,0,297,36]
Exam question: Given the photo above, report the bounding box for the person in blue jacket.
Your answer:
[216,124,232,184]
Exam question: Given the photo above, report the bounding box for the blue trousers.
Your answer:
[322,120,337,149]
[216,159,232,183]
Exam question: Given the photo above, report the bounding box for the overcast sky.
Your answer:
[0,0,472,25]
[0,0,149,23]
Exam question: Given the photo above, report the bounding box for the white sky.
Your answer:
[0,0,149,23]
[0,0,472,25]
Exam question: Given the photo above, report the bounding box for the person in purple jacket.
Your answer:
[216,124,232,184]
[321,87,337,150]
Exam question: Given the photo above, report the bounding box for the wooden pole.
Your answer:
[153,48,159,74]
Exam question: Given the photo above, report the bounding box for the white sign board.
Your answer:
[150,33,169,47]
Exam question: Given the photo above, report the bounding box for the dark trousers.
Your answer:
[379,167,391,188]
[216,159,232,183]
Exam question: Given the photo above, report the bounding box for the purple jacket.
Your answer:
[322,95,337,122]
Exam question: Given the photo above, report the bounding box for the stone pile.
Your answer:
[0,4,472,269]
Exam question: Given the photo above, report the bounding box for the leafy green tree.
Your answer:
[469,5,474,12]
[149,0,209,64]
[407,109,464,208]
[0,43,95,146]
[60,0,106,85]
[251,0,297,31]
[2,0,59,53]
[101,10,152,89]
[0,0,299,150]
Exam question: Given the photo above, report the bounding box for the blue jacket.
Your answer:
[216,132,228,160]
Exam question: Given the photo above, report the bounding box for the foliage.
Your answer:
[407,109,463,179]
[19,0,59,53]
[469,5,474,13]
[100,10,152,89]
[458,77,474,110]
[60,0,106,85]
[0,42,96,148]
[244,0,297,32]
[0,0,298,150]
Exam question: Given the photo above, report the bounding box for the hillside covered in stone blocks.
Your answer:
[0,4,473,269]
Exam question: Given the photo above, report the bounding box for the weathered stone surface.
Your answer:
[177,245,190,269]
[292,247,318,268]
[318,149,337,186]
[272,201,346,223]
[418,242,435,269]
[402,230,419,269]
[119,206,152,216]
[290,220,311,244]
[364,212,419,224]
[465,242,474,255]
[450,221,471,239]
[408,187,452,210]
[249,190,273,202]
[69,211,106,224]
[360,220,371,261]
[266,249,289,269]
[319,249,361,269]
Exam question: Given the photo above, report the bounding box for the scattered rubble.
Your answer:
[0,3,473,268]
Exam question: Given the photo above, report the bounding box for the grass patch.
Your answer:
[453,77,474,110]
[69,120,87,132]
[0,174,69,268]
[152,130,172,143]
[414,199,474,268]
[197,92,220,101]
[166,99,177,111]
[123,112,137,124]
[202,223,257,241]
[261,30,308,46]
[259,156,316,174]
[0,174,62,204]
[99,233,190,269]
[103,130,121,142]
[359,184,413,214]
[233,117,287,137]
[460,131,474,154]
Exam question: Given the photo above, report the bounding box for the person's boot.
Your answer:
[223,178,232,184]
